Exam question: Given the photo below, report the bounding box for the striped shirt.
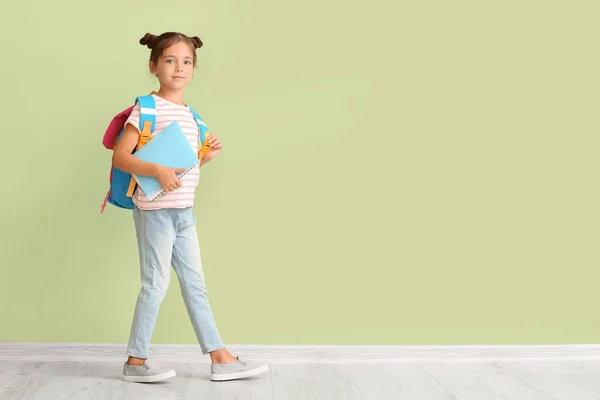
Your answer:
[125,94,202,210]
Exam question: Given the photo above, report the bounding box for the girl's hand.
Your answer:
[204,133,223,161]
[154,165,187,192]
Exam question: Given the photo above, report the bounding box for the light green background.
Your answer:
[0,1,597,346]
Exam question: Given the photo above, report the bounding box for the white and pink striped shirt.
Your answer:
[125,94,202,210]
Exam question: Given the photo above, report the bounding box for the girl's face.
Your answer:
[150,41,195,91]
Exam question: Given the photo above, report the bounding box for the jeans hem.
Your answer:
[203,344,226,355]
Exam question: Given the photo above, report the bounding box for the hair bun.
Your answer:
[139,33,158,49]
[190,36,203,49]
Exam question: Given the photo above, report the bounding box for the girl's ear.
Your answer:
[149,61,157,76]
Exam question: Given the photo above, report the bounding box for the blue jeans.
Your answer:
[126,206,225,358]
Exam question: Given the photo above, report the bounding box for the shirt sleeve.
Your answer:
[124,103,141,133]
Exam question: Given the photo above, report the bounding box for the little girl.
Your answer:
[112,31,268,383]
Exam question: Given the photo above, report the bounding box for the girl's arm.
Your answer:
[112,123,160,177]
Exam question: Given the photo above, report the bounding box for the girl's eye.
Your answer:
[166,59,174,63]
[185,61,192,65]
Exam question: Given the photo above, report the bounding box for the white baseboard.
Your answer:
[2,343,600,363]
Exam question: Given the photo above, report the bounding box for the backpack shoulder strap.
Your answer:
[188,106,208,143]
[134,94,156,141]
[126,94,156,197]
[188,106,211,160]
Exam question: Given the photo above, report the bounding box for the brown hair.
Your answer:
[139,32,203,67]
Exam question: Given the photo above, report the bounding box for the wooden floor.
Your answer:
[1,359,600,399]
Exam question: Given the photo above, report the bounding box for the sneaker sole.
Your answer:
[122,370,176,383]
[210,364,269,381]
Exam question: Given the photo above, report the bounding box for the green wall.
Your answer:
[1,1,598,346]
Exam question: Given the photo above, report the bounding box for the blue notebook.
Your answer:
[132,121,199,201]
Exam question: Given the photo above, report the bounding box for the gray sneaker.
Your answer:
[210,357,269,381]
[122,362,176,383]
